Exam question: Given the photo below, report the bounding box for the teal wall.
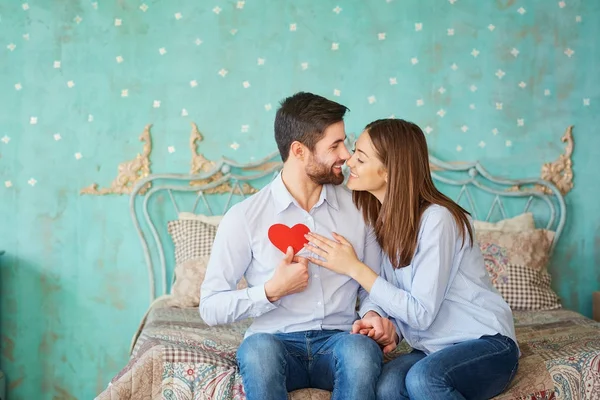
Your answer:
[1,0,598,398]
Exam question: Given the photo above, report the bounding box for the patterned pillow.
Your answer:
[476,229,561,311]
[474,212,535,232]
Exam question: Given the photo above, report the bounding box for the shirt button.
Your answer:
[317,301,322,306]
[314,274,319,278]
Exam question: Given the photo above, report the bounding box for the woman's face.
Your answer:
[346,131,387,199]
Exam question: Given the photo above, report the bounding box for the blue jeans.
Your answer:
[377,333,519,400]
[236,330,383,400]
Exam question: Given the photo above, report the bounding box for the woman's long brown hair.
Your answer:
[353,118,474,269]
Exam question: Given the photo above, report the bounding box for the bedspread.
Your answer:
[96,302,600,400]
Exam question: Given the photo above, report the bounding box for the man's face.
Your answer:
[305,121,351,185]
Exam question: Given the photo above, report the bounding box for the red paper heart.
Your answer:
[268,223,310,255]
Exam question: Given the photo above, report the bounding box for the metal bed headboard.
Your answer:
[130,153,567,304]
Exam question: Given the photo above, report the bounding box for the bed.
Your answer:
[96,152,600,400]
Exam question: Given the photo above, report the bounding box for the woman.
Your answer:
[304,118,519,400]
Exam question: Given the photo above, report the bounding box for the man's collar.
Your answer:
[271,172,340,214]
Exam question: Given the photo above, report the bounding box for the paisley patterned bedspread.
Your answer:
[96,302,600,400]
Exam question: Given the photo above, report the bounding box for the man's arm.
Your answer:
[199,204,277,326]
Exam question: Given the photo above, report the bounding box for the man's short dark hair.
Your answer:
[274,92,349,162]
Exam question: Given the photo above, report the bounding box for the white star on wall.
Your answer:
[416,99,424,106]
[174,12,182,20]
[116,55,124,63]
[378,33,386,40]
[195,38,203,46]
[544,89,551,96]
[437,109,446,117]
[22,3,30,10]
[301,62,309,70]
[257,58,265,65]
[168,146,176,153]
[496,103,503,110]
[140,4,148,12]
[456,145,462,152]
[505,140,512,147]
[190,80,198,87]
[54,60,61,68]
[218,69,228,77]
[230,29,238,35]
[333,89,341,97]
[564,48,574,58]
[368,96,376,104]
[331,43,339,51]
[470,84,478,92]
[74,15,82,24]
[415,23,423,31]
[583,98,590,106]
[438,86,446,94]
[4,181,12,188]
[1,135,10,144]
[447,28,454,36]
[67,80,75,88]
[517,7,526,15]
[30,116,37,124]
[75,152,83,160]
[264,104,272,111]
[114,18,122,26]
[511,48,520,57]
[517,118,524,126]
[28,178,37,186]
[451,63,458,71]
[333,6,342,14]
[121,89,128,97]
[7,43,16,51]
[54,133,62,141]
[389,77,397,85]
[558,1,566,8]
[479,141,486,148]
[230,142,240,150]
[15,83,22,91]
[88,114,93,122]
[237,1,245,9]
[181,109,188,116]
[159,48,167,55]
[461,125,468,132]
[488,24,495,31]
[575,16,582,22]
[424,126,433,134]
[241,125,249,133]
[495,69,505,79]
[469,104,476,110]
[471,49,480,58]
[492,128,499,135]
[153,100,161,108]
[213,6,222,14]
[290,23,297,31]
[243,81,251,88]
[411,57,419,65]
[91,2,98,9]
[23,33,30,40]
[518,81,527,88]
[448,0,457,4]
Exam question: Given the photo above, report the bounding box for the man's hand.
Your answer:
[264,246,309,302]
[352,314,399,354]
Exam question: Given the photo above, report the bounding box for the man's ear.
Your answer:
[290,141,305,161]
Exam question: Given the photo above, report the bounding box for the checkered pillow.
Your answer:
[168,220,218,265]
[477,229,562,311]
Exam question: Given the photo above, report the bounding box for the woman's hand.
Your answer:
[352,315,400,354]
[304,232,361,276]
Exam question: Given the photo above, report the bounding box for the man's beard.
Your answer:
[305,157,345,185]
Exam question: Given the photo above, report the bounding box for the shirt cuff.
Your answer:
[247,284,278,314]
[358,302,388,319]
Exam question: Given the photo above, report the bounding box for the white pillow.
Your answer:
[178,212,223,226]
[474,212,535,232]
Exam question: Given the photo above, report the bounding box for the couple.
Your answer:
[200,92,519,400]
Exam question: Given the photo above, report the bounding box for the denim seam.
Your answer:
[443,337,515,379]
[500,360,519,393]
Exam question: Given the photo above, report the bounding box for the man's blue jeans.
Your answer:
[377,333,520,400]
[236,330,383,400]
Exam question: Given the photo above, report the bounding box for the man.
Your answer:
[200,92,386,400]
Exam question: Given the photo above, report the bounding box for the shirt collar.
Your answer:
[271,172,340,214]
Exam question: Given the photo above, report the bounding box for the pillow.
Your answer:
[178,212,223,226]
[168,219,218,265]
[474,212,535,232]
[476,229,561,311]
